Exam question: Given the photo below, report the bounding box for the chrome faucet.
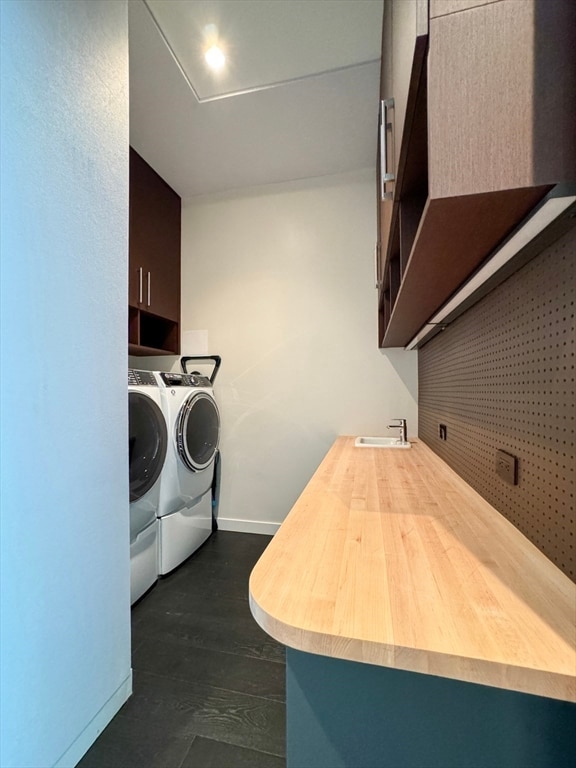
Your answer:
[387,418,407,444]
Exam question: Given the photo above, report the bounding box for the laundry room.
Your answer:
[1,1,575,768]
[126,0,417,541]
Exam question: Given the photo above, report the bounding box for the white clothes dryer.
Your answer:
[155,356,221,574]
[128,369,168,604]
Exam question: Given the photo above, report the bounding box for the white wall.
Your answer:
[176,171,417,533]
[0,2,131,766]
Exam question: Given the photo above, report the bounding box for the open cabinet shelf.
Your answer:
[128,307,179,356]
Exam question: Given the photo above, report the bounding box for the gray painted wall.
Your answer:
[0,2,131,766]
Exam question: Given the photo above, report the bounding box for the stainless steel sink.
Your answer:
[354,436,411,449]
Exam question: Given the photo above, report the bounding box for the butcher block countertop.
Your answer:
[249,437,576,703]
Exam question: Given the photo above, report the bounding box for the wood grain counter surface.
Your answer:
[249,437,576,703]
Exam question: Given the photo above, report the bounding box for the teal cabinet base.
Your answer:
[286,649,576,768]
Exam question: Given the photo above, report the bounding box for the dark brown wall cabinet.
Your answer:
[129,148,181,355]
[377,0,576,347]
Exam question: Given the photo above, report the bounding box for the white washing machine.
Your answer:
[155,356,221,574]
[128,369,168,604]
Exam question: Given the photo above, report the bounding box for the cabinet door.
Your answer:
[379,0,395,202]
[428,0,576,199]
[391,0,428,182]
[430,0,494,18]
[378,0,428,345]
[129,149,181,322]
[378,0,428,275]
[378,0,395,286]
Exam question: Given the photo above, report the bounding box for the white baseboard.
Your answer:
[54,671,132,768]
[216,517,280,536]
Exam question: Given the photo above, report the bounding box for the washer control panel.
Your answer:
[159,372,211,388]
[128,369,158,386]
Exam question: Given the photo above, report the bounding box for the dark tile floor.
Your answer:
[78,531,286,768]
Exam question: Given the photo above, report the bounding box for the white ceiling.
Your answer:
[129,0,383,199]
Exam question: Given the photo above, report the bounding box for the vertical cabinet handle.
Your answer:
[138,267,143,304]
[146,271,151,307]
[380,98,395,201]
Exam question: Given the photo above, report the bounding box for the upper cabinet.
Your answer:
[389,0,428,189]
[378,0,576,348]
[428,0,575,198]
[377,0,428,339]
[129,148,181,355]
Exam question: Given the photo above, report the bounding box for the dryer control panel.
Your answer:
[128,369,158,386]
[159,372,211,388]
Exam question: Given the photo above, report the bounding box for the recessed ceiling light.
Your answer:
[204,44,226,71]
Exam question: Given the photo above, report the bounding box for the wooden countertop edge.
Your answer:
[249,593,575,704]
[248,438,576,704]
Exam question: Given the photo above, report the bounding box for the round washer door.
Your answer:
[176,392,220,471]
[129,392,168,502]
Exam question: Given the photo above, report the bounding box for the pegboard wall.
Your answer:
[418,227,575,581]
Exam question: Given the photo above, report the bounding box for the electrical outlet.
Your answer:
[439,423,447,440]
[496,450,518,485]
